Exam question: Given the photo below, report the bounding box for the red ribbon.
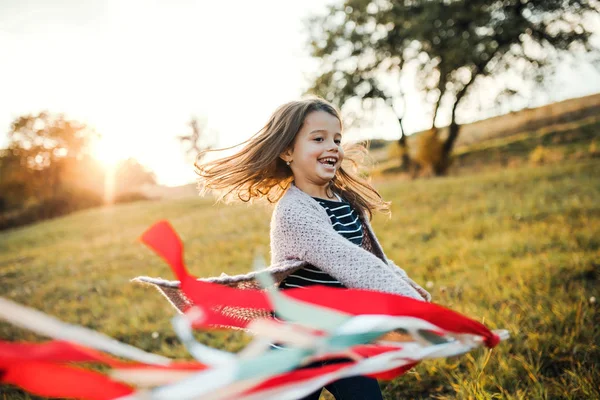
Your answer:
[140,220,500,347]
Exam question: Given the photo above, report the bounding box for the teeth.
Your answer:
[319,158,336,164]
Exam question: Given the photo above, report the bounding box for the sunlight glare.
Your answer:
[91,135,126,206]
[92,135,127,168]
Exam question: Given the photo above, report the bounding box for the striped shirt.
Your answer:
[278,193,364,291]
[272,193,365,349]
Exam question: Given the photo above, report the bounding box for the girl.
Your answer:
[193,97,431,399]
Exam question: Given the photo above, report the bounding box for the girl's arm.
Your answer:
[272,205,424,300]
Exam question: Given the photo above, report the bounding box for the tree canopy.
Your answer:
[0,112,156,227]
[306,0,600,173]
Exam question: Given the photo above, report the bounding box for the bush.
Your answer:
[0,188,102,231]
[529,145,564,165]
[362,139,389,150]
[413,128,445,176]
[387,141,405,160]
[113,192,151,204]
[590,141,599,156]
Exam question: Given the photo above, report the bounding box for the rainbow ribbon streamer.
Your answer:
[0,220,508,399]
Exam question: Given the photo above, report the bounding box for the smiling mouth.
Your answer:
[318,158,337,167]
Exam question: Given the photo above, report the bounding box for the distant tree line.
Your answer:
[0,112,156,230]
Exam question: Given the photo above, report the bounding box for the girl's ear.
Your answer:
[279,147,293,163]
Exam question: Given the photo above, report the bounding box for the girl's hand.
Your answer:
[414,284,432,302]
[405,277,432,302]
[387,261,432,302]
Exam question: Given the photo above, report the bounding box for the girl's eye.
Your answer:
[314,138,341,145]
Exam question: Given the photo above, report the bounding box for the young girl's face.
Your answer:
[282,110,344,187]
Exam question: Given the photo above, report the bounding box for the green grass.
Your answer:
[1,158,599,399]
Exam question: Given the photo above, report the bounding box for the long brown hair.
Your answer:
[195,97,389,219]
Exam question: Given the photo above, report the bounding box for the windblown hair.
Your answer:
[195,97,389,219]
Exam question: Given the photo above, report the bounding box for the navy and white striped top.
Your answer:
[278,193,364,290]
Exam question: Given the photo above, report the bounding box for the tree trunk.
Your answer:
[431,76,446,130]
[397,117,411,172]
[436,50,503,174]
[446,121,460,155]
[437,107,462,175]
[437,71,476,174]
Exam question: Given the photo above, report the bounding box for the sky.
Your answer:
[1,0,600,186]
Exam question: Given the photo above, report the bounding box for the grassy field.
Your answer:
[1,142,599,397]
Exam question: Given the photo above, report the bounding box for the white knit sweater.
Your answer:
[269,185,428,300]
[133,184,430,312]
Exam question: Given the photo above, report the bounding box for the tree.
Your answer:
[113,158,157,194]
[4,112,98,201]
[306,0,600,174]
[0,112,158,227]
[178,116,216,163]
[0,149,30,210]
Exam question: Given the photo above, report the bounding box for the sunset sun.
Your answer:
[91,135,127,168]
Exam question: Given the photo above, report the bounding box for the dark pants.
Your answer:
[297,359,384,400]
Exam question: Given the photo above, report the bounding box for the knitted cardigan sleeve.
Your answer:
[270,195,423,300]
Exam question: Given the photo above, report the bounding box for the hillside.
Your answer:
[368,93,600,164]
[402,92,600,149]
[139,182,200,200]
[449,92,600,148]
[1,150,599,398]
